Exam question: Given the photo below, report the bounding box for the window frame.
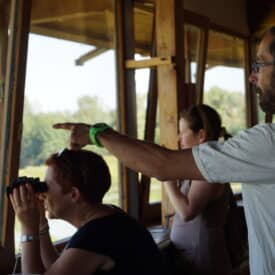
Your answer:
[0,0,31,272]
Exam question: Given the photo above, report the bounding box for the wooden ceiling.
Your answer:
[6,0,272,67]
[31,0,115,48]
[30,0,154,55]
[29,0,245,67]
[248,0,275,39]
[1,0,275,42]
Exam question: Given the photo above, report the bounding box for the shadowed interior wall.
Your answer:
[185,0,249,35]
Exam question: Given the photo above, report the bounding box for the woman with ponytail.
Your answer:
[164,104,232,275]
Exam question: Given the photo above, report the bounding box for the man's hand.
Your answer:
[53,122,92,150]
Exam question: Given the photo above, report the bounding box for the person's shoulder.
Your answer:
[225,123,275,154]
[70,213,124,239]
[241,123,275,134]
[228,123,275,143]
[80,209,145,234]
[67,212,130,247]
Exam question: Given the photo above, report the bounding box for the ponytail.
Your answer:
[219,126,232,142]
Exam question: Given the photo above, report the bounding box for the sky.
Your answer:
[25,34,245,114]
[25,34,152,113]
[25,34,117,112]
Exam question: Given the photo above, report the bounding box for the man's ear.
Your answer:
[70,187,81,202]
[198,129,207,143]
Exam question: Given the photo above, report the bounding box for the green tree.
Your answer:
[73,96,116,126]
[204,86,246,135]
[20,95,117,168]
[20,107,72,167]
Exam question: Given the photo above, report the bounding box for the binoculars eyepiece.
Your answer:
[7,176,48,195]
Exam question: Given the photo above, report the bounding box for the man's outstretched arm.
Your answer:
[53,122,204,181]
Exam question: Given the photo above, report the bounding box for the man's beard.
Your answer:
[259,70,275,114]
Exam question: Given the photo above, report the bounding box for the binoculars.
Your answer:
[7,176,48,195]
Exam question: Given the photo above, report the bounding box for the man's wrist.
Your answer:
[89,123,111,147]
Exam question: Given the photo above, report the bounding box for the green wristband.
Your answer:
[89,123,111,147]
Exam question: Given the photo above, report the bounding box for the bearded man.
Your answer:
[54,27,275,275]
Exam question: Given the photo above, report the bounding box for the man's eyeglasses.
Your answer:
[252,61,275,73]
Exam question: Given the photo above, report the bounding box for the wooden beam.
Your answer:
[125,56,174,69]
[31,0,113,22]
[0,0,31,273]
[183,9,210,28]
[197,28,209,104]
[210,22,249,40]
[156,0,180,225]
[0,2,8,102]
[32,11,103,25]
[31,25,114,48]
[75,48,108,66]
[134,3,154,16]
[1,0,31,244]
[0,7,8,272]
[174,0,187,112]
[134,0,155,5]
[31,25,150,55]
[184,25,192,83]
[139,21,160,223]
[115,0,139,218]
[245,38,258,127]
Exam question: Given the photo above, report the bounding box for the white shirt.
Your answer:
[192,124,275,275]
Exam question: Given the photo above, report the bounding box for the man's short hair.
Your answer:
[45,149,111,204]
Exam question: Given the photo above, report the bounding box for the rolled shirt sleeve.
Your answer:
[192,124,275,184]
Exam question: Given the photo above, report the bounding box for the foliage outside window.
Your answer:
[204,30,246,193]
[204,31,246,136]
[15,0,118,251]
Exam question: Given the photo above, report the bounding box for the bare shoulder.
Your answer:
[45,248,115,275]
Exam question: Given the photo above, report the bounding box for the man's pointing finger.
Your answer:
[53,122,76,130]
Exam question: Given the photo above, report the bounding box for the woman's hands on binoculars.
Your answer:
[9,184,43,233]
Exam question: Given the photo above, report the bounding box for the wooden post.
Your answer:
[156,0,184,225]
[197,28,209,104]
[115,0,139,218]
[0,0,8,175]
[245,37,259,126]
[139,23,160,223]
[0,0,31,273]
